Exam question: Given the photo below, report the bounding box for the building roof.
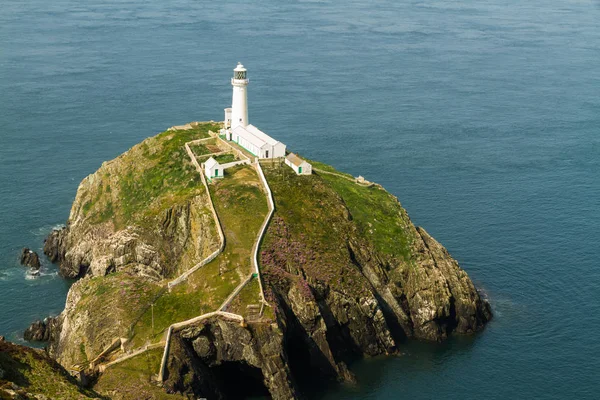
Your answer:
[205,157,220,169]
[232,125,268,150]
[233,124,284,150]
[286,153,306,167]
[245,124,280,146]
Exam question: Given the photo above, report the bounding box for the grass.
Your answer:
[188,139,217,157]
[80,122,220,230]
[128,165,268,347]
[0,341,101,399]
[66,271,164,365]
[213,153,237,164]
[260,162,369,294]
[309,159,355,178]
[195,152,238,165]
[318,172,414,261]
[73,122,222,278]
[94,348,185,399]
[260,160,416,299]
[128,258,238,347]
[226,277,262,318]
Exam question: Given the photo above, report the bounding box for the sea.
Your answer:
[1,0,599,398]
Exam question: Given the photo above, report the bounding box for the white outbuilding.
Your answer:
[204,157,223,180]
[285,153,312,175]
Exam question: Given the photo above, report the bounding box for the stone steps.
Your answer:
[246,304,261,321]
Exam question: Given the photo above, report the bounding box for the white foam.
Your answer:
[25,270,40,280]
[30,223,66,236]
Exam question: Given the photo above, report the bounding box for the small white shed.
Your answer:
[204,157,223,180]
[285,153,312,175]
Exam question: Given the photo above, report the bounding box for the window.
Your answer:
[265,150,269,158]
[299,166,302,174]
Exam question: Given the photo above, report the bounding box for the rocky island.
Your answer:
[5,121,490,399]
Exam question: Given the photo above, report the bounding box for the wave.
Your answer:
[30,223,66,237]
[24,268,59,280]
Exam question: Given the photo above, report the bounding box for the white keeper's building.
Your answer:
[223,63,286,159]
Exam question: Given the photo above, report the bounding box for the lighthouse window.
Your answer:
[235,71,246,79]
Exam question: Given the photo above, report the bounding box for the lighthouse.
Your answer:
[230,62,249,129]
[221,63,287,160]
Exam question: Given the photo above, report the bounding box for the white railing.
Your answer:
[253,161,275,305]
[219,274,254,311]
[157,326,173,381]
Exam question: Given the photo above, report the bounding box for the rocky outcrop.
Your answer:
[43,228,68,264]
[20,248,41,270]
[165,320,298,399]
[253,164,493,394]
[23,317,58,342]
[37,123,491,399]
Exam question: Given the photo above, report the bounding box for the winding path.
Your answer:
[90,129,275,383]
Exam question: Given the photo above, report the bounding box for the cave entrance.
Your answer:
[211,361,270,399]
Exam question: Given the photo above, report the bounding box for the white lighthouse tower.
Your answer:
[230,62,249,129]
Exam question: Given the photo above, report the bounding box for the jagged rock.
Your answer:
[165,319,298,400]
[24,318,57,342]
[43,228,68,264]
[191,336,214,359]
[20,248,40,270]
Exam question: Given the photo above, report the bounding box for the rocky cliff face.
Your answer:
[164,319,298,399]
[255,162,492,391]
[41,124,221,368]
[38,123,490,399]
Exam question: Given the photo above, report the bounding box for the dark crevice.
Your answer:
[346,242,409,344]
[277,293,341,386]
[210,361,270,399]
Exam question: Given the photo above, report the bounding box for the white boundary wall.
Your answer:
[168,144,226,289]
[253,161,275,305]
[157,326,173,381]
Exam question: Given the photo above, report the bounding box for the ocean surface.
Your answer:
[1,0,599,398]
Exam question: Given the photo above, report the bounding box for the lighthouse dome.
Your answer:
[233,62,247,80]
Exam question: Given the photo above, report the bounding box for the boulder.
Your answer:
[24,318,56,342]
[43,228,67,264]
[20,248,41,270]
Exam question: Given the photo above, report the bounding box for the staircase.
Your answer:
[246,304,261,322]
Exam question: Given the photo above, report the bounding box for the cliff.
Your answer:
[39,122,491,399]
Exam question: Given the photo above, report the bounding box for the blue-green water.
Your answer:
[1,0,599,398]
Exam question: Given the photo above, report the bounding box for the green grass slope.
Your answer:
[0,339,101,399]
